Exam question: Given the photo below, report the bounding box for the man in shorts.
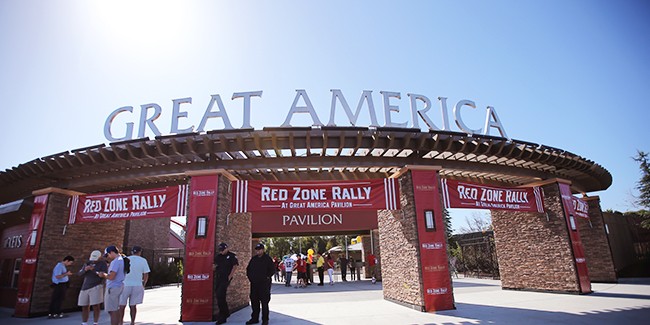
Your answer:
[119,246,150,325]
[97,245,125,325]
[77,250,107,325]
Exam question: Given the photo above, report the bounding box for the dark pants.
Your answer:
[49,282,68,315]
[306,264,313,284]
[350,268,356,280]
[249,281,271,322]
[216,280,230,320]
[318,267,324,285]
[341,266,347,281]
[285,271,292,286]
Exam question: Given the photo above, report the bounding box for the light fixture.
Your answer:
[425,210,436,231]
[196,216,207,238]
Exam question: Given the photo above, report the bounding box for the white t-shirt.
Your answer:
[283,257,295,272]
[123,255,151,287]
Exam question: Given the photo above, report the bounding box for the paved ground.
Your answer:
[2,277,649,324]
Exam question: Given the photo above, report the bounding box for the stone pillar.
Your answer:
[379,167,454,312]
[492,182,581,293]
[125,217,171,254]
[214,175,251,318]
[577,196,617,282]
[30,190,126,316]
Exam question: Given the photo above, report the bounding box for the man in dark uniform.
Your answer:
[213,242,238,324]
[246,243,275,325]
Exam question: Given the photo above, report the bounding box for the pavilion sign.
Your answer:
[104,89,510,141]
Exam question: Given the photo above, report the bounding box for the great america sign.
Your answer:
[104,89,510,142]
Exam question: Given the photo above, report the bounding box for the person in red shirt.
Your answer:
[295,256,307,288]
[366,253,377,284]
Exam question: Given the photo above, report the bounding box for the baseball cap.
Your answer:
[104,245,119,257]
[254,243,265,250]
[131,246,142,254]
[218,242,228,251]
[89,250,102,261]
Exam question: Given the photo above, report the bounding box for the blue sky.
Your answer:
[1,1,649,233]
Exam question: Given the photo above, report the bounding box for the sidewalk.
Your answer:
[2,277,649,324]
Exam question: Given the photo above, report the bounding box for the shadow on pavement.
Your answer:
[436,302,650,325]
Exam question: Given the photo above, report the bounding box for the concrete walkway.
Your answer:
[2,277,649,324]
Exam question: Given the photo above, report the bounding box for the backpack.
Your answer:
[123,256,130,274]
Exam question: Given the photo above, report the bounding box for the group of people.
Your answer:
[48,245,151,325]
[272,252,366,286]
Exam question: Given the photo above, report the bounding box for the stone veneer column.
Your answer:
[378,173,423,309]
[378,168,454,312]
[576,196,617,282]
[30,190,126,316]
[492,182,580,293]
[125,217,171,253]
[213,175,251,318]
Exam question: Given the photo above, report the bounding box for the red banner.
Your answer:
[14,194,48,317]
[572,196,590,219]
[441,179,544,213]
[559,182,591,294]
[412,170,454,312]
[68,185,188,224]
[252,210,378,234]
[181,175,218,321]
[232,179,400,213]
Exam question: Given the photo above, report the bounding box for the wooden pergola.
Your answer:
[0,127,612,203]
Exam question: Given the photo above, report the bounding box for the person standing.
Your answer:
[213,242,238,324]
[366,253,377,284]
[119,246,151,325]
[349,256,356,281]
[246,243,275,325]
[305,253,313,285]
[338,255,348,282]
[316,253,325,286]
[282,254,295,287]
[48,255,74,319]
[97,245,125,325]
[78,250,107,325]
[325,255,335,285]
[295,256,307,288]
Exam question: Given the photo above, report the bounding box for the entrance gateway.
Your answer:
[0,127,615,320]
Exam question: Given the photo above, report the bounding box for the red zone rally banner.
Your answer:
[68,185,188,224]
[572,196,590,219]
[441,179,545,213]
[14,194,48,317]
[232,179,400,213]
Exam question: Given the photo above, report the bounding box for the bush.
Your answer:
[148,260,182,286]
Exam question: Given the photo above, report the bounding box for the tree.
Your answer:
[633,150,650,228]
[458,212,492,234]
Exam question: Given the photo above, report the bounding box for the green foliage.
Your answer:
[148,261,181,286]
[261,235,361,258]
[634,151,650,229]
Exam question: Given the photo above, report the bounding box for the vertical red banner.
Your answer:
[181,176,218,321]
[411,170,455,311]
[558,182,591,294]
[14,194,48,317]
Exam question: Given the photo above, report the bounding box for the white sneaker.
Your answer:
[372,277,376,284]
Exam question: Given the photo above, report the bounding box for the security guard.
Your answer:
[213,242,238,324]
[245,243,275,325]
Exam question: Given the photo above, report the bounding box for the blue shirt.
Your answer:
[107,256,125,289]
[51,262,69,284]
[124,255,150,287]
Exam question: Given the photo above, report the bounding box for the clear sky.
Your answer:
[1,1,649,233]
